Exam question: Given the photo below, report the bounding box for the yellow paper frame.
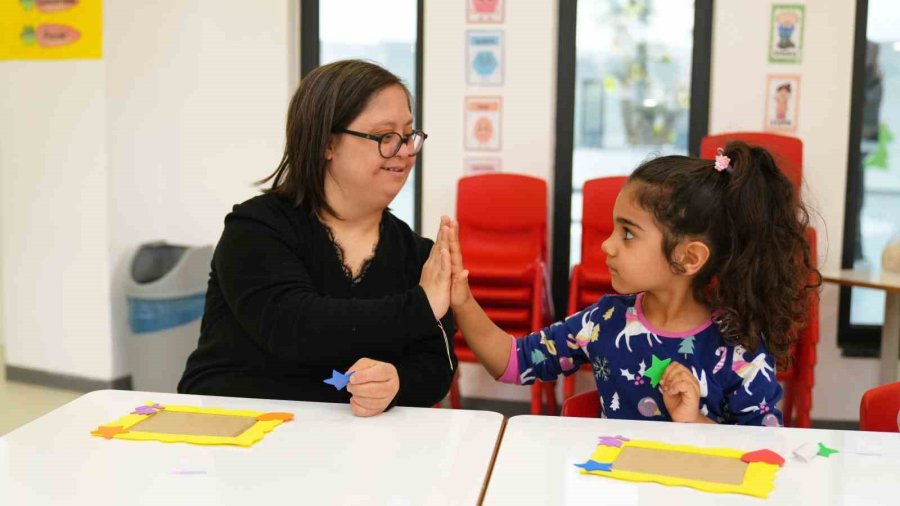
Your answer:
[582,439,779,498]
[91,402,291,447]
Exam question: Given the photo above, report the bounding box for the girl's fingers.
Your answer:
[448,220,464,273]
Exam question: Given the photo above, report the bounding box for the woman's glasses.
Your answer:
[337,128,428,158]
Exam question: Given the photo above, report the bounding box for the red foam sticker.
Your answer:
[741,449,785,467]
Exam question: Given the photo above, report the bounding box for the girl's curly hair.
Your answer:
[628,141,821,367]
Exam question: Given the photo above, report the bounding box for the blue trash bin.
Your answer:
[125,242,213,392]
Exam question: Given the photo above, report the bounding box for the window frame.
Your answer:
[299,0,425,233]
[838,0,884,358]
[550,0,715,318]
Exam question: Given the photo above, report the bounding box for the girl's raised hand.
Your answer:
[444,216,473,309]
[659,361,705,423]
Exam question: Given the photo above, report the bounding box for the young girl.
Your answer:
[441,142,820,425]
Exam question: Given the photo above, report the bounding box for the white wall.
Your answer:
[0,1,295,382]
[423,0,559,403]
[0,61,113,379]
[104,1,294,377]
[710,0,892,421]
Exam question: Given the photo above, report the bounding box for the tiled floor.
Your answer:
[0,347,83,436]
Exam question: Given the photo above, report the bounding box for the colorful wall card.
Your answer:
[576,436,783,498]
[467,30,504,86]
[464,157,502,175]
[467,0,504,24]
[465,96,502,151]
[769,4,805,64]
[764,74,801,133]
[90,402,293,447]
[0,0,102,60]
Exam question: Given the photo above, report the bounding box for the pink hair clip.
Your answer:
[714,147,731,172]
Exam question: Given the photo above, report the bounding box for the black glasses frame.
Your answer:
[337,128,428,158]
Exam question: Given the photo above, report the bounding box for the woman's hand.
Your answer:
[660,362,709,423]
[419,223,451,319]
[445,216,473,310]
[346,358,400,417]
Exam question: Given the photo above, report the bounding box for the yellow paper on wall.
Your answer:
[0,0,102,60]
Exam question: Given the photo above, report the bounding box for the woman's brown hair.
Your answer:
[628,142,821,367]
[259,59,411,217]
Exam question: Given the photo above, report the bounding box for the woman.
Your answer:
[179,60,457,416]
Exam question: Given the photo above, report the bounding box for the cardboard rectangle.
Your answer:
[129,410,257,438]
[613,446,749,485]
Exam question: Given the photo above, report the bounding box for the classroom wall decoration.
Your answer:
[90,402,294,447]
[576,435,784,498]
[769,4,805,64]
[764,74,801,133]
[465,157,502,175]
[465,96,502,151]
[0,0,102,60]
[467,0,504,24]
[467,30,504,86]
[463,1,506,169]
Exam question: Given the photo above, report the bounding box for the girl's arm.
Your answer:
[453,291,514,378]
[442,216,513,377]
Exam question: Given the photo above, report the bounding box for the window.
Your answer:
[841,0,900,355]
[552,0,713,315]
[301,0,422,231]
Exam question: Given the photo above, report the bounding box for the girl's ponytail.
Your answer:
[712,142,821,366]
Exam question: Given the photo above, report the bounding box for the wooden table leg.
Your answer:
[879,292,900,385]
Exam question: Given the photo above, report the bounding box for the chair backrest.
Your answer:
[581,176,628,269]
[789,227,820,377]
[561,390,602,418]
[700,132,803,191]
[860,382,900,432]
[457,173,547,265]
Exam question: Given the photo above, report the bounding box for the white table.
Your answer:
[0,390,505,505]
[822,269,900,385]
[484,416,900,505]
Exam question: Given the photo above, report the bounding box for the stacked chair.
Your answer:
[449,174,556,414]
[563,176,628,400]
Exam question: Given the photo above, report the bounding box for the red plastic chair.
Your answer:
[449,174,556,415]
[562,390,602,418]
[700,132,802,190]
[860,382,900,432]
[563,177,627,400]
[772,227,819,428]
[703,133,818,427]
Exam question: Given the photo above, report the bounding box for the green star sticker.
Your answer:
[643,354,671,388]
[817,443,839,458]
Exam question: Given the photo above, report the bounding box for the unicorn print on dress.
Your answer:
[615,307,662,352]
[520,367,536,384]
[691,366,709,416]
[539,330,557,355]
[732,345,775,395]
[573,308,600,352]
